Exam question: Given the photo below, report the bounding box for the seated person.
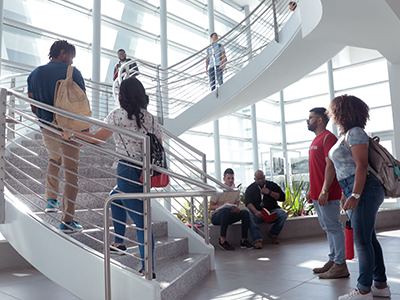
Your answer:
[245,170,287,248]
[209,168,253,251]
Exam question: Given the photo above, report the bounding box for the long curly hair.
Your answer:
[118,76,149,128]
[328,94,369,135]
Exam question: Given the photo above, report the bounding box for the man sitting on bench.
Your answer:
[209,168,253,251]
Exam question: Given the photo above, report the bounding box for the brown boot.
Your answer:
[268,233,280,244]
[318,262,350,279]
[254,241,263,249]
[313,260,334,274]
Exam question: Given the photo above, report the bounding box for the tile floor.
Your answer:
[0,229,399,300]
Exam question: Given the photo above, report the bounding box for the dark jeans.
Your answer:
[209,67,223,91]
[211,208,250,239]
[338,172,387,291]
[110,160,154,271]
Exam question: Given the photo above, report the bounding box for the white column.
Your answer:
[0,0,4,76]
[213,119,221,180]
[327,60,338,136]
[207,0,221,179]
[280,91,289,176]
[159,0,171,211]
[387,61,400,159]
[251,104,259,171]
[92,0,101,118]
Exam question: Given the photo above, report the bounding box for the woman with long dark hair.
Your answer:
[327,95,390,300]
[63,76,160,278]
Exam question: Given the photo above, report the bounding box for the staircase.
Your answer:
[2,131,215,300]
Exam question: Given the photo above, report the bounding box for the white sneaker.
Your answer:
[338,289,373,300]
[371,285,391,297]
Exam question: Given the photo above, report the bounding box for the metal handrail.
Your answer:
[103,188,222,298]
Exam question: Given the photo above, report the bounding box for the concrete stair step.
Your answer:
[159,254,211,300]
[5,165,116,180]
[12,192,112,212]
[5,155,116,169]
[5,178,116,194]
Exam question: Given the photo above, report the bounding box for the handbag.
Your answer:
[118,116,169,188]
[345,213,354,260]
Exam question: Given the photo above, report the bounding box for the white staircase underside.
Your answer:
[165,0,400,136]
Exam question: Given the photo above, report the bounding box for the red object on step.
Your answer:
[345,219,354,260]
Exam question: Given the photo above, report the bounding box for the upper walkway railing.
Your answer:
[111,0,295,123]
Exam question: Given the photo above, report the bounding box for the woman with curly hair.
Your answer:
[327,95,390,300]
[63,76,159,279]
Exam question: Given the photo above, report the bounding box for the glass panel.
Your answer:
[333,60,388,91]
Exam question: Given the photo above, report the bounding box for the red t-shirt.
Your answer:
[309,130,342,200]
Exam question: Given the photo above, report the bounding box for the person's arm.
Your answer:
[28,93,37,115]
[205,56,209,74]
[62,128,113,144]
[245,187,264,218]
[262,183,285,202]
[343,143,368,210]
[318,157,336,206]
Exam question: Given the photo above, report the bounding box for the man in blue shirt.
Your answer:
[206,32,226,91]
[28,40,85,233]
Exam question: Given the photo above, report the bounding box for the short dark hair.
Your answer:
[210,32,217,38]
[117,49,125,53]
[48,40,76,60]
[223,168,234,177]
[310,107,329,125]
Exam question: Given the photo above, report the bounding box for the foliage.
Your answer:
[282,175,315,218]
[173,197,210,224]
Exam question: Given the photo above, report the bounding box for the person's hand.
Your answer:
[340,193,346,209]
[318,191,328,207]
[306,191,312,204]
[231,206,240,213]
[218,65,224,70]
[343,195,359,211]
[261,187,270,195]
[206,69,209,75]
[255,210,264,219]
[61,130,74,140]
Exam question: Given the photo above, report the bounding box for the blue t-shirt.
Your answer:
[329,126,369,181]
[207,43,225,68]
[27,62,85,124]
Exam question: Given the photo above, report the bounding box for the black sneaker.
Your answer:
[240,239,254,249]
[110,244,127,255]
[219,239,235,251]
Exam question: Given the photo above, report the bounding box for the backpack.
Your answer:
[53,65,92,131]
[346,132,400,197]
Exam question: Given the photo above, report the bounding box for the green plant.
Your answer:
[282,175,315,217]
[173,198,210,224]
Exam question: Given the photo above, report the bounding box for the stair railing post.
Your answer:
[7,78,15,139]
[156,65,164,125]
[202,154,210,244]
[103,199,112,300]
[273,0,279,43]
[143,135,153,280]
[0,88,6,224]
[190,197,195,232]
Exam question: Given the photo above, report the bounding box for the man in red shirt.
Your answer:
[306,107,349,279]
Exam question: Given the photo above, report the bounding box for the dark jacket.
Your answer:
[244,181,285,212]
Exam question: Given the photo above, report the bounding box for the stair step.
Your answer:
[159,253,211,300]
[5,165,116,180]
[5,155,116,169]
[5,178,115,194]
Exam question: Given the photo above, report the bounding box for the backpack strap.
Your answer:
[322,132,331,147]
[66,65,74,79]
